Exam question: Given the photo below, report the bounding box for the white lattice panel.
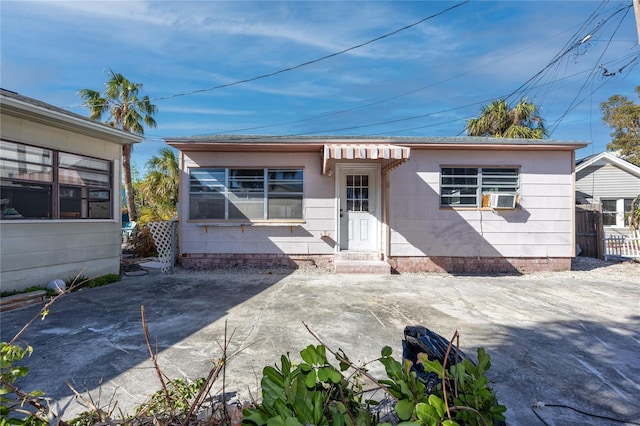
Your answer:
[147,221,175,273]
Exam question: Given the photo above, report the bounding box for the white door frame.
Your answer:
[335,163,381,252]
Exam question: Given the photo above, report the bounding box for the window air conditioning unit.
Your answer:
[489,193,517,209]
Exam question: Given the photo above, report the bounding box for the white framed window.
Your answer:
[440,167,519,208]
[189,167,304,220]
[602,198,635,227]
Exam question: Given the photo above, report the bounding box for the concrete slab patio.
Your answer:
[1,260,639,425]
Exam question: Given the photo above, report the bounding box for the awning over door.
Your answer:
[322,144,410,175]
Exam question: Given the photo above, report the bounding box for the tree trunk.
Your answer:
[122,144,138,221]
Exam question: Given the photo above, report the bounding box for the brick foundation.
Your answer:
[180,253,571,274]
[180,253,334,270]
[387,256,572,274]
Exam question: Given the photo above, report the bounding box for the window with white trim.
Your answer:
[189,168,304,220]
[602,198,635,227]
[440,167,519,208]
[0,140,113,220]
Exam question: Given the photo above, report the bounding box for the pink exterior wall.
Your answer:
[179,151,338,259]
[177,147,577,273]
[387,149,575,259]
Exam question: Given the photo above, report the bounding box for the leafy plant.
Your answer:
[0,341,49,425]
[1,320,52,425]
[64,273,121,292]
[135,377,206,418]
[242,344,376,426]
[378,345,456,426]
[378,345,506,426]
[1,286,57,298]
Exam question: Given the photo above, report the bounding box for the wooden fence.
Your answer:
[604,230,640,261]
[575,205,604,259]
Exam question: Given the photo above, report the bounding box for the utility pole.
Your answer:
[634,0,640,45]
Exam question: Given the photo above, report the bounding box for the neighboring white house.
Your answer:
[166,135,587,274]
[0,89,142,292]
[576,151,640,235]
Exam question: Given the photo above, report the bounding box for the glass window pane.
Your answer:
[59,152,110,172]
[189,194,225,219]
[89,201,110,219]
[268,182,303,192]
[229,200,264,220]
[189,168,226,192]
[268,169,303,180]
[89,189,110,200]
[0,159,53,182]
[602,213,617,226]
[60,185,82,219]
[59,168,110,187]
[0,182,51,219]
[0,141,52,165]
[268,195,303,219]
[442,167,477,176]
[229,169,264,191]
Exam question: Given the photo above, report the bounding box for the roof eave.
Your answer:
[1,95,143,145]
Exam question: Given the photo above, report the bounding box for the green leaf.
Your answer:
[379,356,403,379]
[381,346,393,357]
[395,399,414,421]
[263,366,284,388]
[427,394,447,417]
[312,389,324,424]
[241,410,268,425]
[305,370,317,388]
[300,345,319,365]
[318,367,329,382]
[327,368,343,384]
[415,402,440,425]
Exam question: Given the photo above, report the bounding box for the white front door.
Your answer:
[339,166,379,251]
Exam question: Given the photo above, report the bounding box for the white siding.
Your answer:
[1,112,124,291]
[576,164,640,200]
[0,222,121,290]
[388,150,575,258]
[179,152,337,256]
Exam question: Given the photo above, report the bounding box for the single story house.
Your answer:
[0,89,142,292]
[576,151,640,236]
[166,135,587,274]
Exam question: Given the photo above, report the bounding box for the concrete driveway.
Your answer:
[1,262,639,425]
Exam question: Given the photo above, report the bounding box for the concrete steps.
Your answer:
[334,252,391,274]
[1,290,46,312]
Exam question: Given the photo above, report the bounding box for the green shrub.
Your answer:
[0,286,57,298]
[242,344,376,426]
[244,344,506,426]
[65,273,121,291]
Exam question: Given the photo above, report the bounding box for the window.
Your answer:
[602,200,617,226]
[189,167,303,220]
[602,198,635,227]
[346,174,369,212]
[0,140,113,220]
[440,167,519,208]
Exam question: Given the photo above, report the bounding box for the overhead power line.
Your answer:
[146,1,469,103]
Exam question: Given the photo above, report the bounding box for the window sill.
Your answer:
[0,218,117,223]
[191,220,305,227]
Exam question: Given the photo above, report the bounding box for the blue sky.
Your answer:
[2,1,639,170]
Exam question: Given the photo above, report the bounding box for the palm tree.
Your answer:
[79,70,157,221]
[466,99,547,139]
[139,147,179,217]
